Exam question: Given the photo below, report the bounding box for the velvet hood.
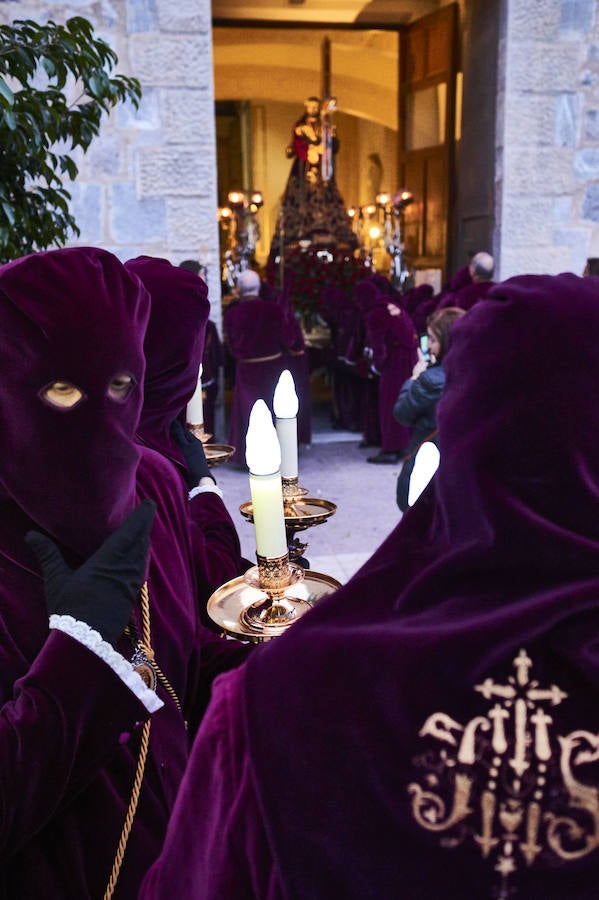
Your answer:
[125,256,210,468]
[245,273,599,899]
[353,278,386,315]
[0,247,149,558]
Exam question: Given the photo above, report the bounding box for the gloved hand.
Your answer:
[170,418,215,489]
[26,499,156,646]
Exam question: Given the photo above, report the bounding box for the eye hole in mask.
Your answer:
[108,372,135,402]
[40,380,86,410]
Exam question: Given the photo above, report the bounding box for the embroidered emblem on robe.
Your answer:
[408,649,599,898]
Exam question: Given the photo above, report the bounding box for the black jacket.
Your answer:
[394,363,445,452]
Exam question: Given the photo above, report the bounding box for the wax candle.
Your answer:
[186,363,204,425]
[245,400,287,558]
[407,441,440,507]
[273,369,299,479]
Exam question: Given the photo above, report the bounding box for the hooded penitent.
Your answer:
[0,246,149,558]
[0,247,248,899]
[245,273,599,899]
[125,256,210,469]
[126,255,245,607]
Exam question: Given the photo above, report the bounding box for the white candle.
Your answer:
[273,369,299,478]
[186,363,204,425]
[408,442,440,506]
[245,400,287,558]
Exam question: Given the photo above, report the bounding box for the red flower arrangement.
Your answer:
[266,245,370,320]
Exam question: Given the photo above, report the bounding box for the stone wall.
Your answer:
[497,0,599,278]
[0,0,222,322]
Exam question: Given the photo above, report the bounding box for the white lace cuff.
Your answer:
[189,483,223,500]
[49,615,164,713]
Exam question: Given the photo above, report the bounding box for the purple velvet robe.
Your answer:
[143,273,599,900]
[354,280,390,447]
[0,247,247,897]
[224,298,292,465]
[411,296,438,335]
[126,256,244,605]
[320,285,362,431]
[0,451,247,897]
[365,302,418,453]
[439,279,494,311]
[438,263,472,300]
[403,282,434,316]
[140,666,281,899]
[201,319,224,440]
[278,286,312,445]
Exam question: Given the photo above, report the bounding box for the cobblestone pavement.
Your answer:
[214,416,404,587]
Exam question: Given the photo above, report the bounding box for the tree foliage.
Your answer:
[0,16,141,261]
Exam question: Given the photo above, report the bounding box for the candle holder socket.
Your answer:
[241,551,310,630]
[240,493,337,566]
[282,475,309,513]
[186,422,213,444]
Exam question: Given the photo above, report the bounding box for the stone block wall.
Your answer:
[497,0,599,277]
[0,0,222,324]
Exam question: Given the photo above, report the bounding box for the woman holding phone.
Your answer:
[393,306,465,511]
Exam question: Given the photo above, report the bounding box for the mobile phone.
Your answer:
[419,334,430,362]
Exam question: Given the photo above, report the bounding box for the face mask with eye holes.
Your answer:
[39,373,136,411]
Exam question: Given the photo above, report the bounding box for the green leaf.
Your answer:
[1,202,15,225]
[42,57,56,78]
[0,14,142,259]
[0,78,14,109]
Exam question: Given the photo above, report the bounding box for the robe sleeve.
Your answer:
[283,305,305,352]
[0,629,152,861]
[140,665,283,900]
[188,490,244,615]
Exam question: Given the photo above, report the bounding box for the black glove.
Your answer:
[26,500,156,646]
[170,418,215,489]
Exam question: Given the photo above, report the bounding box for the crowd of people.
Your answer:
[217,252,492,484]
[315,251,496,469]
[4,242,599,899]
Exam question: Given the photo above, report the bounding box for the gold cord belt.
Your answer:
[104,582,183,900]
[239,352,283,364]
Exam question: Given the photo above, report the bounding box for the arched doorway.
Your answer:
[213,5,460,282]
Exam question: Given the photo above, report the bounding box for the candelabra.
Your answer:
[376,190,414,291]
[207,387,340,643]
[347,189,414,288]
[218,190,264,289]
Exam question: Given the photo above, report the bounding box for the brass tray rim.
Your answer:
[205,443,236,467]
[207,568,341,642]
[239,496,337,527]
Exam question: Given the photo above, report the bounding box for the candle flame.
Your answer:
[245,400,281,475]
[273,369,299,418]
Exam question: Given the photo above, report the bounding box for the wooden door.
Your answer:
[399,4,459,280]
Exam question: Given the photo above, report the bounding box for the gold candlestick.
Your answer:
[281,475,309,513]
[186,422,213,443]
[207,549,340,642]
[240,488,337,560]
[240,550,310,630]
[186,423,235,467]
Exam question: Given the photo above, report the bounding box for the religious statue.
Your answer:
[268,96,357,262]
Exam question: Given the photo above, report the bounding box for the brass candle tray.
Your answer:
[207,568,341,642]
[204,443,236,468]
[239,497,337,532]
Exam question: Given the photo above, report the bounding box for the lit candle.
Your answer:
[273,369,299,479]
[245,400,287,558]
[408,441,440,507]
[186,363,204,426]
